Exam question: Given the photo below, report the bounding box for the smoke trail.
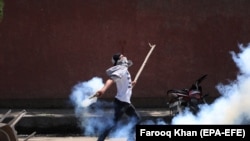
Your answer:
[69,77,107,136]
[171,43,250,124]
[69,77,103,110]
[69,76,137,138]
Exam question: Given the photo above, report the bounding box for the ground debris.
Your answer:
[0,109,36,141]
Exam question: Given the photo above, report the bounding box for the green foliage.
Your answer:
[0,0,4,22]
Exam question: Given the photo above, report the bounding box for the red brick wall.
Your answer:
[0,0,249,107]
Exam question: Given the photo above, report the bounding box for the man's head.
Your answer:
[112,53,133,67]
[112,53,121,66]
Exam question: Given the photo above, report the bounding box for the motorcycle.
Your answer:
[166,74,208,116]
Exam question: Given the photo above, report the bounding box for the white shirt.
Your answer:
[106,65,132,103]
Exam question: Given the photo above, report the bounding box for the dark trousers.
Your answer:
[97,98,140,141]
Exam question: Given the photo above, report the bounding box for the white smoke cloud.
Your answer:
[69,77,107,136]
[171,43,250,124]
[69,76,136,138]
[69,77,103,109]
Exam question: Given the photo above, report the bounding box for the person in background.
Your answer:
[96,53,141,141]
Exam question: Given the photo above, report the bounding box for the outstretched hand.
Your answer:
[95,91,103,97]
[89,91,103,99]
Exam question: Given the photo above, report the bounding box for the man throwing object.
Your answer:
[96,53,141,141]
